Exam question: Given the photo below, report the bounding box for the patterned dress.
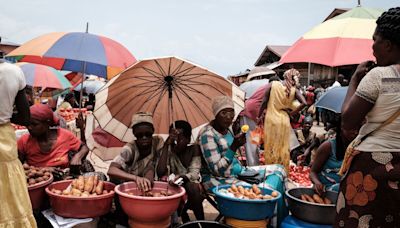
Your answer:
[264,81,296,172]
[335,65,400,227]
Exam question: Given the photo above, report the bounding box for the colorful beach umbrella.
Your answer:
[7,32,136,79]
[280,7,384,67]
[94,56,245,142]
[16,62,72,89]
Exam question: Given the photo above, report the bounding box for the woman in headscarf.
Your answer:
[199,96,288,225]
[335,8,400,227]
[0,60,36,227]
[257,69,307,172]
[18,104,89,171]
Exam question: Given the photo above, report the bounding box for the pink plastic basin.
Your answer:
[45,180,115,218]
[115,181,185,224]
[28,174,53,210]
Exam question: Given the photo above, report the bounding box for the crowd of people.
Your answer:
[0,6,399,228]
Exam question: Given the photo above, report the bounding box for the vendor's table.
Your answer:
[281,215,332,228]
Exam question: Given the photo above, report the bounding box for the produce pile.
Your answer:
[219,184,279,200]
[289,164,312,187]
[50,175,112,197]
[12,123,27,130]
[23,164,52,186]
[298,193,333,205]
[127,190,173,197]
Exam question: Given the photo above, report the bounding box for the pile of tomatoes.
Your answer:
[289,164,312,187]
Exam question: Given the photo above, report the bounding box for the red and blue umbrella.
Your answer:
[7,32,136,79]
[16,62,72,89]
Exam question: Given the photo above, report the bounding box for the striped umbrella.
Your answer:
[16,62,72,89]
[280,7,384,67]
[7,32,136,79]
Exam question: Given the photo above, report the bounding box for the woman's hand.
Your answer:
[231,133,246,151]
[136,176,152,192]
[70,153,83,166]
[165,128,179,146]
[353,61,375,82]
[314,181,326,196]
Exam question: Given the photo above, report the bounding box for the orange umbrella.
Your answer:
[94,56,245,141]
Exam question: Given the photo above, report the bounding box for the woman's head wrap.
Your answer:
[211,96,234,117]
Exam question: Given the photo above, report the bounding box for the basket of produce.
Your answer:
[285,187,338,224]
[115,181,185,226]
[213,184,281,220]
[24,164,54,210]
[45,175,115,218]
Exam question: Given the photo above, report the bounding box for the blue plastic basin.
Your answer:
[212,184,281,221]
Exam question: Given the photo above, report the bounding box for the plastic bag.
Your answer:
[250,126,264,145]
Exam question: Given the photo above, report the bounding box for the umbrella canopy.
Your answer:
[94,56,245,142]
[315,86,348,113]
[16,62,72,89]
[74,80,106,94]
[7,32,136,79]
[247,66,275,81]
[239,79,269,99]
[280,7,384,67]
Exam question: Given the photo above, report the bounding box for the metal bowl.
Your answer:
[285,187,338,224]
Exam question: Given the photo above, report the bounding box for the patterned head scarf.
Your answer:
[283,68,300,97]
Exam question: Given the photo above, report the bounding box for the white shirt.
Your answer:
[355,65,400,152]
[0,62,26,124]
[327,81,341,90]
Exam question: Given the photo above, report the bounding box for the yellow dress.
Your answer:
[263,81,296,172]
[0,123,37,228]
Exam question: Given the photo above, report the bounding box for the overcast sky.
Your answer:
[0,0,398,76]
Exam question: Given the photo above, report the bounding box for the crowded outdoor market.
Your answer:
[0,2,399,228]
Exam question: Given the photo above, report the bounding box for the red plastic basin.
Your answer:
[115,181,185,224]
[45,180,115,218]
[28,174,53,210]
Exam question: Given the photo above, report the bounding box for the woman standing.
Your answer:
[257,69,307,172]
[0,61,36,227]
[336,7,400,227]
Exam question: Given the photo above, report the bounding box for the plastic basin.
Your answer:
[45,180,115,218]
[212,184,281,220]
[28,174,53,210]
[115,181,185,224]
[285,187,338,224]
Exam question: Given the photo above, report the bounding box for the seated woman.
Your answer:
[198,96,288,226]
[18,104,90,174]
[309,128,344,194]
[198,96,246,190]
[157,120,204,222]
[107,112,164,192]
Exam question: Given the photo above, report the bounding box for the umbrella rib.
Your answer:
[174,65,196,76]
[171,87,191,123]
[94,81,164,115]
[154,59,167,76]
[168,58,172,76]
[179,81,227,96]
[173,84,210,121]
[150,86,168,115]
[142,67,165,79]
[170,61,185,75]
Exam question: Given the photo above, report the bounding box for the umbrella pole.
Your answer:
[79,62,87,109]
